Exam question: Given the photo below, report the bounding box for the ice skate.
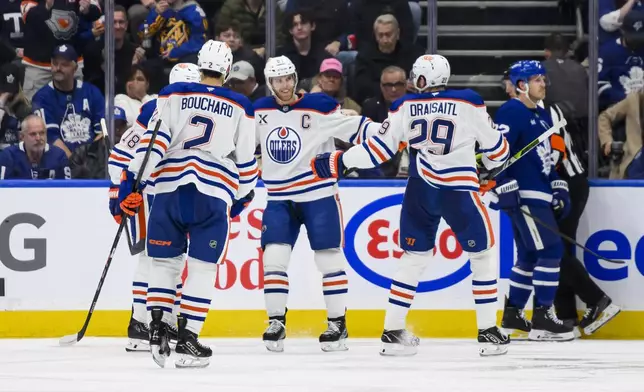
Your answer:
[478,326,510,357]
[501,298,532,339]
[125,316,150,352]
[263,316,286,353]
[174,315,212,368]
[149,309,171,368]
[529,306,575,341]
[580,295,621,336]
[380,329,419,356]
[319,315,348,352]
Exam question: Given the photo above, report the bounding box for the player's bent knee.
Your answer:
[398,250,432,276]
[152,255,184,274]
[313,248,346,275]
[263,243,292,272]
[468,248,496,281]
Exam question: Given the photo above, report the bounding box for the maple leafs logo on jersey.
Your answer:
[60,113,92,144]
[536,138,554,176]
[619,66,644,95]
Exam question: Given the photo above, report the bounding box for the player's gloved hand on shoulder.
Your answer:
[551,179,571,219]
[118,170,145,217]
[311,151,346,179]
[489,178,520,212]
[230,190,255,219]
[108,184,123,224]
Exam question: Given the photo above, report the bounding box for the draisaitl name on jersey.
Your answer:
[409,101,458,117]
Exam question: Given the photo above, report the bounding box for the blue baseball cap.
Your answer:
[52,44,78,62]
[114,106,127,122]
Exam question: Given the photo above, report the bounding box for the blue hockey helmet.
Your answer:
[507,60,546,87]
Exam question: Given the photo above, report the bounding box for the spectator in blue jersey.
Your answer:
[0,114,70,179]
[0,62,30,150]
[598,10,644,110]
[600,0,644,44]
[31,44,105,159]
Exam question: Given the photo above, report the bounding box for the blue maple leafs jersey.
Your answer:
[0,142,70,179]
[598,38,644,108]
[494,98,558,206]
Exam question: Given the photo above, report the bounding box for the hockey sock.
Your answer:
[314,249,348,319]
[384,250,430,331]
[263,244,291,318]
[469,248,498,330]
[508,263,533,309]
[180,258,217,335]
[147,256,183,325]
[131,254,152,323]
[171,274,183,325]
[533,258,560,307]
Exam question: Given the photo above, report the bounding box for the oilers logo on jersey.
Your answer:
[266,126,301,164]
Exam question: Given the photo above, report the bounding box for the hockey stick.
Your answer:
[59,118,163,346]
[518,208,625,265]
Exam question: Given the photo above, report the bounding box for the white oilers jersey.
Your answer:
[254,93,378,202]
[128,82,258,205]
[342,89,510,192]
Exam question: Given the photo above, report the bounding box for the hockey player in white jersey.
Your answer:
[254,56,378,353]
[118,40,257,368]
[108,63,201,352]
[311,55,511,356]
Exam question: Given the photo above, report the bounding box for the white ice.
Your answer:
[0,338,643,392]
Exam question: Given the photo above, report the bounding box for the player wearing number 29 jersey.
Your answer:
[311,54,511,357]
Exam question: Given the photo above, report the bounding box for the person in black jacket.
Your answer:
[348,0,415,51]
[284,0,349,56]
[215,20,265,85]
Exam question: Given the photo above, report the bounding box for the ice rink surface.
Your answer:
[0,338,643,392]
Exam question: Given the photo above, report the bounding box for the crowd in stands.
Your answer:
[0,0,642,179]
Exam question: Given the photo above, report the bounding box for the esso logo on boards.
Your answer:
[343,194,472,292]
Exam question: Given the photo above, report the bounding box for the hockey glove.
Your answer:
[489,178,520,212]
[118,170,145,217]
[311,151,346,179]
[551,179,571,219]
[230,190,255,219]
[108,184,123,224]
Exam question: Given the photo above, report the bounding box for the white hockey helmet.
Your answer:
[197,40,233,80]
[411,54,451,92]
[169,63,201,84]
[264,56,298,96]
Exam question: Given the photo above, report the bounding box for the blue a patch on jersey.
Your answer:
[266,126,301,164]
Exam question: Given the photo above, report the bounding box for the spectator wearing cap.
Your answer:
[0,114,70,179]
[214,20,265,85]
[21,0,102,101]
[115,65,156,127]
[31,44,105,163]
[227,60,269,102]
[600,0,644,45]
[310,58,361,114]
[277,10,331,83]
[113,106,129,143]
[0,62,30,150]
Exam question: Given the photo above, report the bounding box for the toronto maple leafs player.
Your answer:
[311,54,511,356]
[254,56,378,353]
[493,60,574,341]
[118,40,257,368]
[108,63,201,353]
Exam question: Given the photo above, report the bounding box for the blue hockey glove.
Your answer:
[551,179,571,219]
[311,151,346,179]
[108,184,123,224]
[230,190,255,219]
[489,178,520,212]
[118,170,146,217]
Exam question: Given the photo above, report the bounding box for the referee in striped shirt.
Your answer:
[501,71,620,335]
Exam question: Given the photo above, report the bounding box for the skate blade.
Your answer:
[263,339,284,353]
[479,344,509,357]
[528,329,575,342]
[502,328,530,340]
[583,304,621,336]
[175,354,210,369]
[379,342,418,357]
[151,345,171,368]
[125,338,150,352]
[320,338,348,352]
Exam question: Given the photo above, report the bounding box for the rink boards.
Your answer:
[0,180,643,339]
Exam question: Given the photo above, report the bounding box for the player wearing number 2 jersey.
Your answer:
[118,40,258,369]
[311,54,511,357]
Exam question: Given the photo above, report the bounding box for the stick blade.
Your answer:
[59,333,80,346]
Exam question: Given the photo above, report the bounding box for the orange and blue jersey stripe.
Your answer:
[263,170,336,198]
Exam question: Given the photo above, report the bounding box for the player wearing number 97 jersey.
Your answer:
[311,54,511,357]
[107,63,202,353]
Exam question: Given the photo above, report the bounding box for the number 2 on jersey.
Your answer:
[183,115,215,149]
[409,118,455,155]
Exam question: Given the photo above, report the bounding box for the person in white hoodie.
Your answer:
[115,65,157,127]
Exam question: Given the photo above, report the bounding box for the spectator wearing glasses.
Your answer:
[361,65,407,123]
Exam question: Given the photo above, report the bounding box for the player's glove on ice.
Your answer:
[118,170,145,217]
[108,184,123,224]
[551,179,571,219]
[230,190,255,219]
[489,178,520,212]
[311,151,346,179]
